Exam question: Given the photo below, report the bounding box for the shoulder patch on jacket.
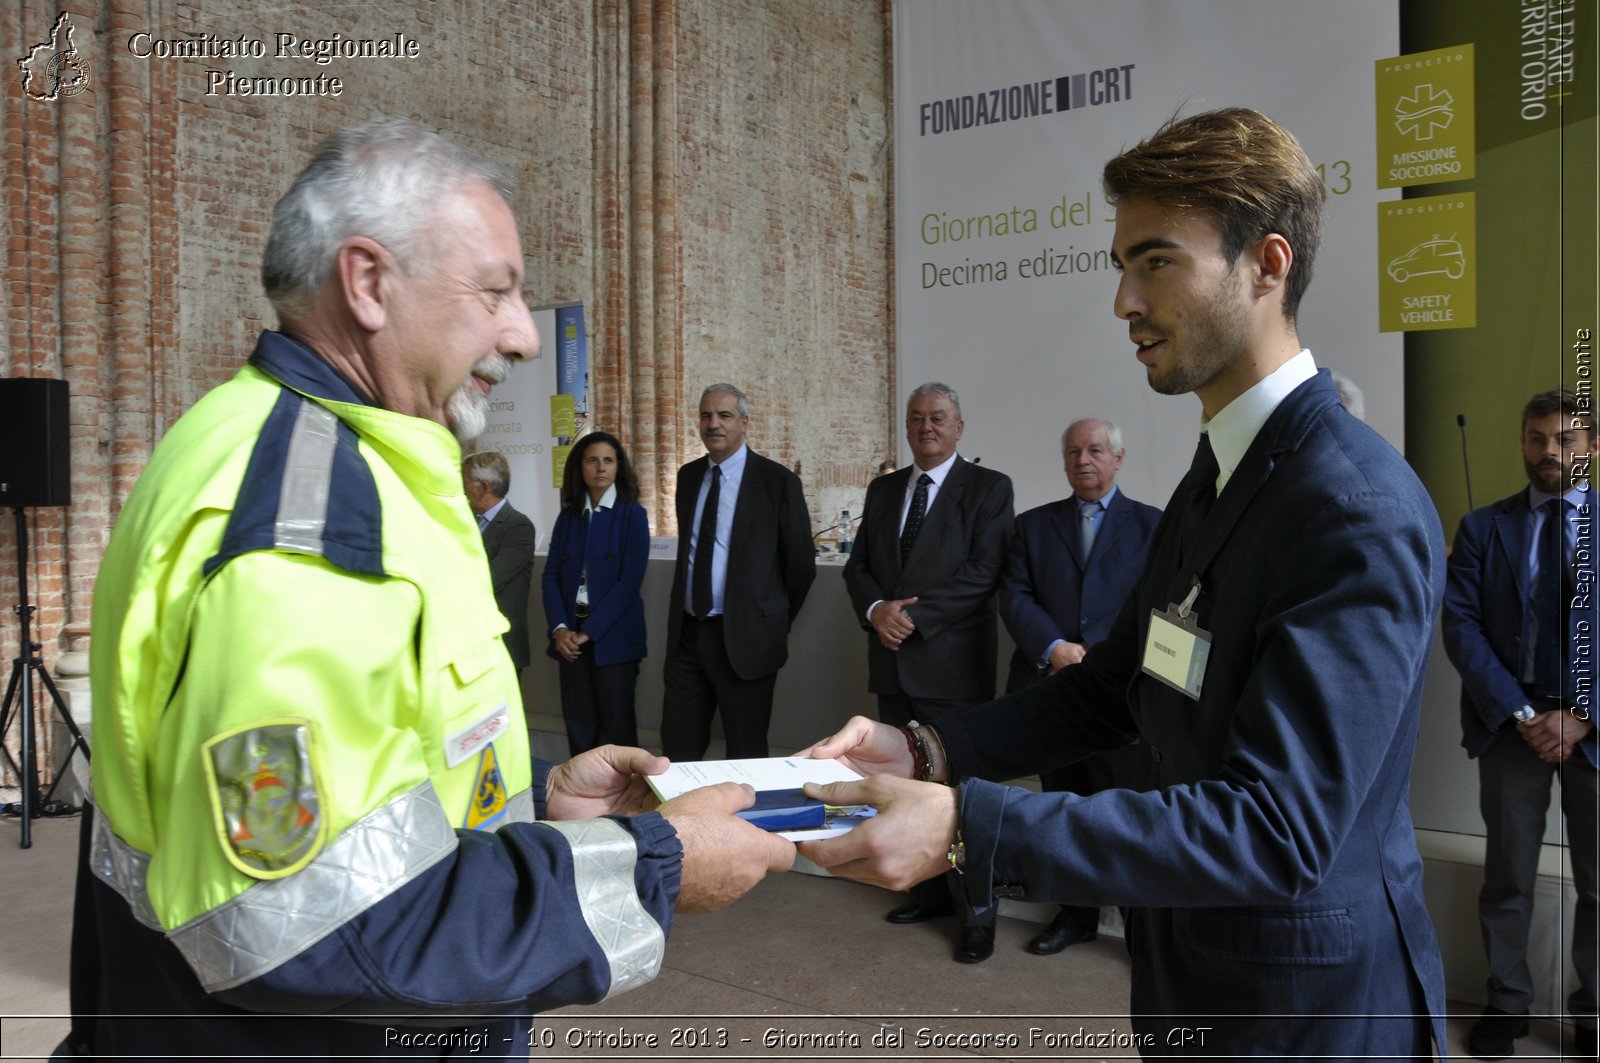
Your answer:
[203,719,328,879]
[205,389,384,577]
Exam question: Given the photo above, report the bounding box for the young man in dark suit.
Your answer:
[661,383,816,761]
[802,108,1450,1059]
[1001,416,1160,956]
[1443,388,1598,1061]
[464,449,537,670]
[844,381,1014,962]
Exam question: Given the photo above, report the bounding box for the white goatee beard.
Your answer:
[445,353,511,445]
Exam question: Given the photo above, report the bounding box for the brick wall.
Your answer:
[1,0,891,780]
[675,0,893,526]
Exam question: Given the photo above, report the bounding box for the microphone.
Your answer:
[971,456,982,465]
[812,512,864,543]
[1457,414,1474,512]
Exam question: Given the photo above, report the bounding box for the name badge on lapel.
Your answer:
[1142,577,1212,700]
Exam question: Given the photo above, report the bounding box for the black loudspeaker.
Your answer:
[0,378,71,507]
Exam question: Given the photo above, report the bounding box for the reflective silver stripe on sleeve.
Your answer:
[274,399,339,554]
[88,801,162,932]
[172,780,457,993]
[505,786,534,824]
[89,784,536,993]
[542,818,666,1000]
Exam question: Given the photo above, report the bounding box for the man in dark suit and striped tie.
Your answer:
[844,381,1014,962]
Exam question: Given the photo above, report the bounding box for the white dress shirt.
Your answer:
[1202,349,1316,495]
[684,443,747,616]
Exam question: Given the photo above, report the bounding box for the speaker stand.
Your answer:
[1,506,89,849]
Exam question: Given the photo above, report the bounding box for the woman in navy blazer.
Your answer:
[541,432,650,755]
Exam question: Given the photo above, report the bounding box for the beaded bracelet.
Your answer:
[905,720,934,782]
[899,725,926,781]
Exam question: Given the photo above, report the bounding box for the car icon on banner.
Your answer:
[1386,235,1466,282]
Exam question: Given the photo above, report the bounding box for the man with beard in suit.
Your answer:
[1443,387,1598,1061]
[802,108,1449,1059]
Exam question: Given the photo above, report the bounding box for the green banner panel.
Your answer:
[1400,0,1596,541]
[1378,192,1476,331]
[1377,44,1477,188]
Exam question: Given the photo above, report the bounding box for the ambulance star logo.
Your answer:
[1393,84,1454,141]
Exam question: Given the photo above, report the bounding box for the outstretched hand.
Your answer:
[545,745,666,821]
[795,774,957,891]
[660,783,796,913]
[799,715,914,778]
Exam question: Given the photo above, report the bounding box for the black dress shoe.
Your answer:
[885,897,954,924]
[953,926,994,963]
[1466,1005,1529,1061]
[1026,921,1098,955]
[1575,1023,1597,1062]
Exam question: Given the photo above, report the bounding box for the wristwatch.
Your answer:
[1513,705,1536,724]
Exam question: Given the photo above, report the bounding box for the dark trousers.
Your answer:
[661,615,778,761]
[1006,662,1146,934]
[1477,730,1599,1021]
[558,649,640,757]
[875,691,983,729]
[876,691,992,928]
[1037,747,1147,933]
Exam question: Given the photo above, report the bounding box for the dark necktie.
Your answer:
[1186,433,1219,528]
[1174,434,1219,570]
[1533,496,1571,698]
[900,473,933,567]
[692,465,722,617]
[1191,434,1219,504]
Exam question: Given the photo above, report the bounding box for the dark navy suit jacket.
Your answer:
[1001,487,1162,689]
[541,500,650,667]
[935,372,1449,1057]
[1442,485,1600,768]
[844,456,1014,702]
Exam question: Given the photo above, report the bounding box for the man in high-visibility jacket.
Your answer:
[61,118,793,1058]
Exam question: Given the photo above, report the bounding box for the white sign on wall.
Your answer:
[469,303,585,548]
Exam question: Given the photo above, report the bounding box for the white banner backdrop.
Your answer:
[894,0,1400,513]
[469,304,568,548]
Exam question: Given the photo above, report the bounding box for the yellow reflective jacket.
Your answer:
[72,333,676,1057]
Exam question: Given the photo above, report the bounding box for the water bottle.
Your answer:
[837,509,852,554]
